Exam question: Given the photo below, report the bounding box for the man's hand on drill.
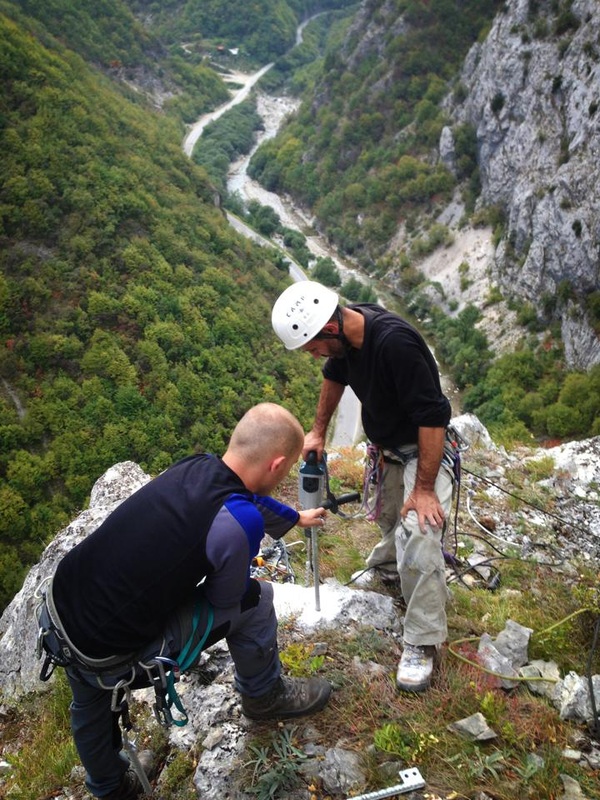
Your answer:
[298,507,327,527]
[303,430,326,461]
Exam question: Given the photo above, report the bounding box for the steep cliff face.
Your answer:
[447,0,600,369]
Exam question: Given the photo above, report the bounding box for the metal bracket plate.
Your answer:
[346,767,426,799]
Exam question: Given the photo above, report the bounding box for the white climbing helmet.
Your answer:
[271,281,339,350]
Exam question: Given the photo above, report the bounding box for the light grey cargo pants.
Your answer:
[365,450,454,647]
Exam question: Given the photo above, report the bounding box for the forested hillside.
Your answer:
[0,0,320,609]
[124,0,358,62]
[2,0,599,612]
[249,0,503,260]
[248,0,600,445]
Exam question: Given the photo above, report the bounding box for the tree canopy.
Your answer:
[0,1,321,610]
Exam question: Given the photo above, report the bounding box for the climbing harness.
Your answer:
[362,443,384,521]
[361,444,420,522]
[352,427,475,587]
[36,577,138,683]
[35,577,213,729]
[35,576,215,790]
[361,425,468,525]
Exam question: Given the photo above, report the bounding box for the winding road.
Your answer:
[182,63,274,157]
[180,24,376,450]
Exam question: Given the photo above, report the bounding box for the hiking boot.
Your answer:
[101,771,144,800]
[396,644,437,693]
[101,750,155,800]
[241,676,331,720]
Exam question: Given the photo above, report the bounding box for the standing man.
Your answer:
[37,403,331,800]
[271,282,453,693]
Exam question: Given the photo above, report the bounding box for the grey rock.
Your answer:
[519,659,560,699]
[319,747,365,795]
[272,578,398,632]
[450,413,498,452]
[559,773,590,799]
[553,671,600,725]
[447,712,497,741]
[439,125,456,174]
[562,748,583,761]
[582,749,600,769]
[448,0,600,369]
[493,619,533,669]
[477,632,519,689]
[0,461,151,700]
[192,723,249,800]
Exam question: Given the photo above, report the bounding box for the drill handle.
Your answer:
[323,491,361,514]
[305,449,319,465]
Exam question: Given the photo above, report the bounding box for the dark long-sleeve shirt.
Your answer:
[323,304,451,447]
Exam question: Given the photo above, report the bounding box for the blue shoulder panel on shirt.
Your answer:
[254,495,299,541]
[224,494,264,558]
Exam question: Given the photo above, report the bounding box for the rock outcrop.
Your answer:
[0,462,151,699]
[1,417,599,798]
[446,0,600,368]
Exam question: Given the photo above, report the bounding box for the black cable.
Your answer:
[461,465,587,533]
[446,457,462,559]
[444,461,567,589]
[459,529,565,568]
[587,615,600,737]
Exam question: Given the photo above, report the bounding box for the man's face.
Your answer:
[301,336,345,359]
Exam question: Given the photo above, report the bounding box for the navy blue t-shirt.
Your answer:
[52,454,298,657]
[323,304,450,447]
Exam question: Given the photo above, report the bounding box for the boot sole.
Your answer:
[396,680,431,693]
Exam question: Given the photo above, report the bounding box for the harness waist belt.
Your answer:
[44,578,136,672]
[381,446,418,465]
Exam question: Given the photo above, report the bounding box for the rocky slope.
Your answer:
[297,0,599,369]
[443,0,600,369]
[0,416,599,799]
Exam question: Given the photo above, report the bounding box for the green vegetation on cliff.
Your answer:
[249,0,502,262]
[0,2,320,609]
[124,0,358,63]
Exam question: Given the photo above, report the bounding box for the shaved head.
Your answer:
[228,403,304,463]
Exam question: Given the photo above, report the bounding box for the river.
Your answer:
[181,32,365,447]
[181,24,458,446]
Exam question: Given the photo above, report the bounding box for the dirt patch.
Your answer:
[416,225,524,355]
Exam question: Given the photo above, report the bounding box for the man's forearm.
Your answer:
[415,426,446,491]
[312,378,345,437]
